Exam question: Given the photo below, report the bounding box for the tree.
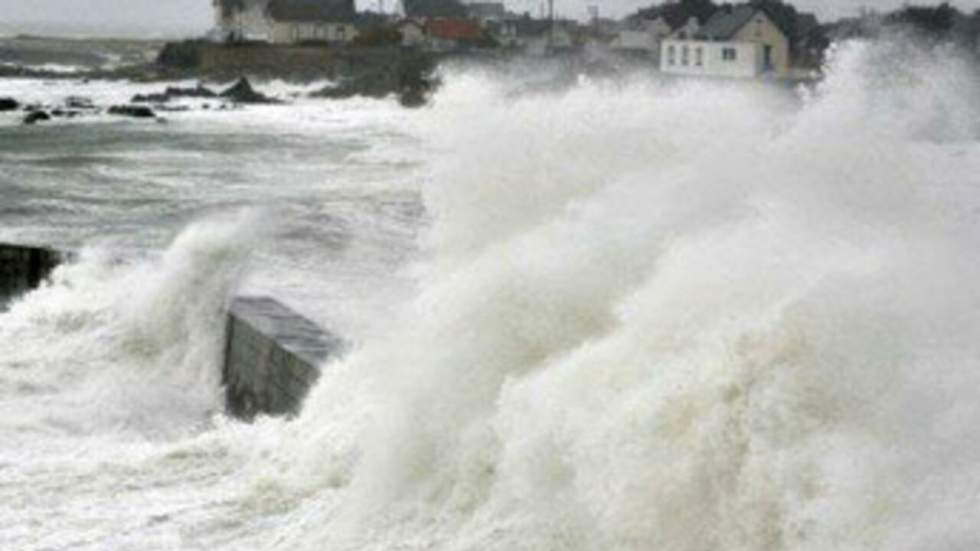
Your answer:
[633,0,721,27]
[884,3,961,38]
[402,0,468,18]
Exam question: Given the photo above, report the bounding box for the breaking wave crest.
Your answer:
[252,40,980,550]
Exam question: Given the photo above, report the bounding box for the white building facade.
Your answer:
[211,0,273,41]
[660,39,762,78]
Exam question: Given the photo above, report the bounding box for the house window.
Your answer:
[667,45,675,65]
[722,47,737,61]
[695,47,703,66]
[337,26,346,40]
[681,45,689,65]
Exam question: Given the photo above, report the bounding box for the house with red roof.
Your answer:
[425,18,487,51]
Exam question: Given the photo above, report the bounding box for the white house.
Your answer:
[211,0,272,41]
[660,6,791,78]
[266,0,360,44]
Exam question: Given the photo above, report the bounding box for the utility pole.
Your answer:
[547,0,554,51]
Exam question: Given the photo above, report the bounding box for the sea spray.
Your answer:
[244,40,980,550]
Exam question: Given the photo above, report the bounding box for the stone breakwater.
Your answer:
[224,297,345,421]
[0,243,63,309]
[0,243,342,420]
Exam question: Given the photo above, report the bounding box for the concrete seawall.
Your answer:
[224,296,344,420]
[0,243,62,309]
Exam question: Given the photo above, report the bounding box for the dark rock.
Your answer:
[0,97,19,112]
[108,105,157,118]
[313,72,393,101]
[219,77,278,104]
[132,84,217,104]
[65,96,95,110]
[131,93,170,103]
[50,109,82,118]
[23,111,51,125]
[166,84,217,98]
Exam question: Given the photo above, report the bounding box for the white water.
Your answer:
[3,40,980,550]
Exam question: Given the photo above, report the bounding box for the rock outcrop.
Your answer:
[310,52,438,108]
[0,97,19,112]
[132,84,217,104]
[219,77,278,104]
[108,105,157,118]
[23,111,51,125]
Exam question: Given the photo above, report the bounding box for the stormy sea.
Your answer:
[2,40,980,550]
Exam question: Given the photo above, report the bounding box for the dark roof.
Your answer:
[427,18,484,40]
[403,0,468,18]
[698,6,756,39]
[467,2,506,18]
[698,5,788,40]
[266,0,356,22]
[794,12,819,37]
[512,18,552,37]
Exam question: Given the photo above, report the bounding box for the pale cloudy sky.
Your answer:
[1,0,979,36]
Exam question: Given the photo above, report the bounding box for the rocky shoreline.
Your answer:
[0,75,290,125]
[1,38,445,109]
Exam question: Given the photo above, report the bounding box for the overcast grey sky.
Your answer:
[2,0,979,37]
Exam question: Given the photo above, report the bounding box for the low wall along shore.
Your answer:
[224,296,345,420]
[0,243,62,309]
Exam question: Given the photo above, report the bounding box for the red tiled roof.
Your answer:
[427,18,483,40]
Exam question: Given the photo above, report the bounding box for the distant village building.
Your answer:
[610,16,672,58]
[426,18,486,51]
[395,16,488,51]
[397,19,428,47]
[465,2,507,24]
[266,0,360,44]
[670,16,702,40]
[486,19,520,47]
[212,0,273,41]
[512,18,575,56]
[660,6,791,78]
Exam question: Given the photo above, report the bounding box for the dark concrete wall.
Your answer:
[0,243,62,309]
[224,296,344,420]
[197,43,338,74]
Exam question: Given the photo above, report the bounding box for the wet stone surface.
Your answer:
[224,296,345,421]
